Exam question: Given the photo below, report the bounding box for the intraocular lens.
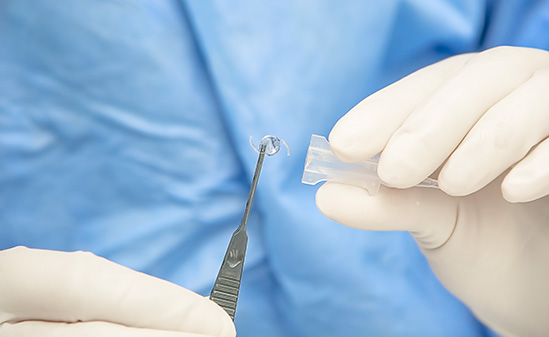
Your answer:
[250,135,290,156]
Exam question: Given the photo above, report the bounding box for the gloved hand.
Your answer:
[316,46,549,337]
[0,246,236,337]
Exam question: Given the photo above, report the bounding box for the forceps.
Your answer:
[209,135,288,320]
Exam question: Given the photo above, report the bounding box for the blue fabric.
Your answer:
[1,0,547,336]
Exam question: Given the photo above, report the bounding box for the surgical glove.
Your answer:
[0,246,236,337]
[317,46,549,337]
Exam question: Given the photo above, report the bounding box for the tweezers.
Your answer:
[209,142,267,320]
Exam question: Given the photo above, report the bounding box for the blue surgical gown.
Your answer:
[1,1,548,336]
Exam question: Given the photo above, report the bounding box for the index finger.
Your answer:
[329,53,473,163]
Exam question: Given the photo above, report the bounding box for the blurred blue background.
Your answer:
[1,1,548,336]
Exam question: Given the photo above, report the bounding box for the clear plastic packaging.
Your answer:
[302,134,439,195]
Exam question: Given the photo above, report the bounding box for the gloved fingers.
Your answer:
[328,53,473,162]
[377,46,549,188]
[0,320,222,337]
[502,136,549,202]
[438,66,549,196]
[315,182,459,249]
[0,247,235,337]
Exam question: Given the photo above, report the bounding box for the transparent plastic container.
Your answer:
[302,134,439,195]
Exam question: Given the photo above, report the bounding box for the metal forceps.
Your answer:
[210,135,288,320]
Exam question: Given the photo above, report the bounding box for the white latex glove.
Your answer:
[316,46,549,337]
[0,246,236,337]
